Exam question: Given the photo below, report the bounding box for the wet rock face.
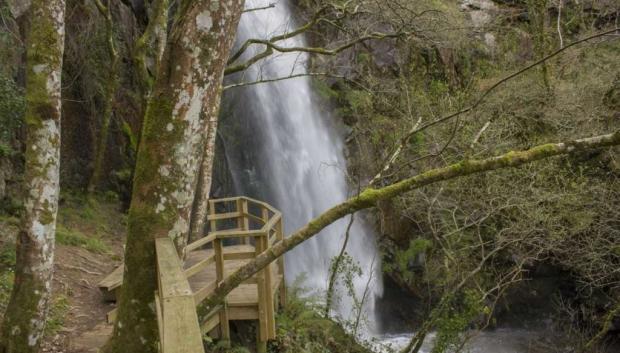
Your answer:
[461,0,499,27]
[460,0,499,49]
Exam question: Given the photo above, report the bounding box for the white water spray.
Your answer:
[222,0,383,332]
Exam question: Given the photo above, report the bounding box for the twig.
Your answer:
[243,2,276,13]
[557,0,564,49]
[470,121,491,148]
[57,263,103,276]
[372,28,619,185]
[324,213,355,318]
[223,72,370,92]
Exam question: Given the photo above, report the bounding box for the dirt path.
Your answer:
[43,245,120,353]
[34,197,127,353]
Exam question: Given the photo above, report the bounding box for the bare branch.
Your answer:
[222,71,370,91]
[243,2,276,13]
[225,30,405,75]
[197,130,620,318]
[371,28,619,185]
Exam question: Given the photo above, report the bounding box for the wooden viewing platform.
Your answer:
[98,196,286,353]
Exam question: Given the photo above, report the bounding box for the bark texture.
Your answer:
[133,0,168,101]
[0,0,66,352]
[189,105,219,242]
[198,131,620,317]
[101,1,244,352]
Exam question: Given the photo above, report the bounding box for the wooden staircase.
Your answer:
[98,197,286,353]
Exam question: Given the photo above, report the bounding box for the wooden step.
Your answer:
[97,264,123,302]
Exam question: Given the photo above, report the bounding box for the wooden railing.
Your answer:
[154,196,286,353]
[155,238,204,353]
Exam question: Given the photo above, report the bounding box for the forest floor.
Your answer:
[0,192,125,353]
[0,192,373,353]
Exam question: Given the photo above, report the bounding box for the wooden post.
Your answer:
[208,200,217,235]
[261,208,276,339]
[237,198,250,245]
[214,238,230,347]
[255,232,268,351]
[276,218,286,308]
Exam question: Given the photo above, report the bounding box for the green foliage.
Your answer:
[327,252,362,313]
[0,73,24,156]
[54,191,121,253]
[313,79,339,101]
[0,242,16,270]
[56,224,110,253]
[272,285,373,353]
[121,120,138,153]
[385,238,432,282]
[0,271,14,315]
[44,295,70,336]
[203,339,251,353]
[431,290,485,353]
[344,90,373,114]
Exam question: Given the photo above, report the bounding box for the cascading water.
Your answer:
[220,0,383,333]
[216,3,590,352]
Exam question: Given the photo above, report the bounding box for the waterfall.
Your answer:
[219,0,383,333]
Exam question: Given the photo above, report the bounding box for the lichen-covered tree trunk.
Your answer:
[101,1,244,352]
[0,1,66,352]
[189,106,220,241]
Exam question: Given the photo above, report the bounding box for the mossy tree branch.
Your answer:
[198,130,620,318]
[132,0,168,101]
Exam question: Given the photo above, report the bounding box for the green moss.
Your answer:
[0,242,15,270]
[121,120,138,153]
[44,295,70,337]
[0,271,14,315]
[56,224,110,254]
[271,286,374,353]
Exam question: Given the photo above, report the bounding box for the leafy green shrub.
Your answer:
[272,285,372,353]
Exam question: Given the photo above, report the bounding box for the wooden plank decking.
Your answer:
[184,246,283,320]
[98,196,286,353]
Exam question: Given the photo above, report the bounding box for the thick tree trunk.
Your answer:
[0,1,66,352]
[101,1,244,352]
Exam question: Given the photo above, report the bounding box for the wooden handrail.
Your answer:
[155,238,204,353]
[156,196,285,353]
[206,211,241,221]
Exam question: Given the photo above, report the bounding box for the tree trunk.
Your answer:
[189,109,219,242]
[101,1,244,352]
[88,0,120,194]
[132,0,168,103]
[0,1,66,352]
